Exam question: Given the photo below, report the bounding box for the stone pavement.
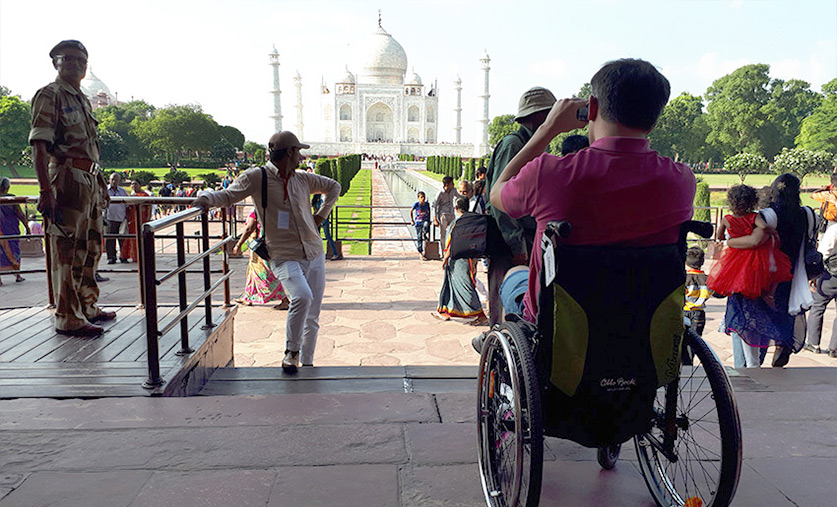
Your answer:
[1,367,835,506]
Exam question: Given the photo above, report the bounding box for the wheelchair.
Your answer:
[477,221,742,507]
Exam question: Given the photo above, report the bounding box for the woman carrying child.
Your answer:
[716,176,810,367]
[708,184,793,367]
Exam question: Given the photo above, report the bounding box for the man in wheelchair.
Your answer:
[476,59,741,507]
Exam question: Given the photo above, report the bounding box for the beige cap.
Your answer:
[268,131,310,151]
[514,87,556,121]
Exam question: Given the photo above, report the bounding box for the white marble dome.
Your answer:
[80,68,113,100]
[407,69,422,85]
[358,24,408,85]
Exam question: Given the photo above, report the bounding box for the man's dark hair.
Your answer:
[686,246,705,270]
[269,148,289,163]
[417,191,426,198]
[561,135,589,155]
[442,176,453,186]
[476,166,486,177]
[590,58,670,131]
[454,195,469,213]
[829,171,837,187]
[727,185,759,216]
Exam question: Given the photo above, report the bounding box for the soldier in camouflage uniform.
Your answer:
[29,40,115,337]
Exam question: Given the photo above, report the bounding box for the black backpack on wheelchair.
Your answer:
[476,220,742,507]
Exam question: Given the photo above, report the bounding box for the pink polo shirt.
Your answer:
[501,136,696,322]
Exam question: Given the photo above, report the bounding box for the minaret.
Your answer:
[294,70,304,139]
[475,50,490,157]
[269,45,282,132]
[453,75,462,144]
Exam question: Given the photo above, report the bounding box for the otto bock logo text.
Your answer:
[600,377,637,391]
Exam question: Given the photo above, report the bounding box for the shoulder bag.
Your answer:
[247,167,271,261]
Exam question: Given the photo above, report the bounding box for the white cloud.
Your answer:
[526,59,569,80]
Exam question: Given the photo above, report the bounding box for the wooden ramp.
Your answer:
[0,305,236,399]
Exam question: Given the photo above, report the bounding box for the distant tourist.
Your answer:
[560,134,590,155]
[232,210,289,309]
[0,177,30,285]
[193,131,340,373]
[120,181,151,263]
[411,191,431,260]
[476,86,556,348]
[29,39,115,336]
[27,214,44,236]
[433,176,457,249]
[105,173,128,264]
[433,196,487,325]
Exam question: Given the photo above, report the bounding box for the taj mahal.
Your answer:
[270,14,489,158]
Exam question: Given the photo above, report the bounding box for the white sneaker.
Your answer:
[282,350,299,373]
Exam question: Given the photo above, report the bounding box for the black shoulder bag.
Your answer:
[247,167,271,261]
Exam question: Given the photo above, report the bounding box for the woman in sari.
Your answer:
[232,209,289,308]
[432,196,488,324]
[0,178,30,285]
[120,181,151,262]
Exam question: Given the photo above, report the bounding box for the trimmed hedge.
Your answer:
[315,154,361,197]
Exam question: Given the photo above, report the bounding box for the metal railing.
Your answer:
[139,206,235,388]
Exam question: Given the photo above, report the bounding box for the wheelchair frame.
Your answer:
[476,221,743,507]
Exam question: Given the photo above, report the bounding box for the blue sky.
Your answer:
[1,0,834,145]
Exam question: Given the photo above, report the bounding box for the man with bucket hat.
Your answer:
[474,87,556,350]
[30,40,115,337]
[193,131,340,372]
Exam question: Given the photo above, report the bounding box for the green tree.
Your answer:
[95,100,155,163]
[163,169,190,185]
[573,82,592,99]
[217,125,245,150]
[211,138,236,163]
[772,147,833,182]
[488,114,519,146]
[761,79,822,157]
[134,104,218,166]
[796,78,837,154]
[253,148,266,165]
[693,179,711,222]
[243,141,264,158]
[0,95,31,177]
[198,172,221,186]
[97,128,129,165]
[705,64,773,158]
[649,92,707,162]
[724,152,769,183]
[0,85,11,97]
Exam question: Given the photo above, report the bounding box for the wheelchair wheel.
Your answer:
[596,444,621,470]
[477,323,544,506]
[635,330,742,507]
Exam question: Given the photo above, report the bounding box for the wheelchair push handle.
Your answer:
[679,220,714,241]
[545,221,572,240]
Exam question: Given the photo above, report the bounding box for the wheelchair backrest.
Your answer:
[537,237,686,431]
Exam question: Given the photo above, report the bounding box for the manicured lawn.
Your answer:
[330,169,372,255]
[696,173,827,209]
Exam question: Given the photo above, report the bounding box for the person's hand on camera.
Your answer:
[542,98,589,138]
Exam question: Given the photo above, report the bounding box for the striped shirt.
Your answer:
[28,77,99,162]
[684,269,712,311]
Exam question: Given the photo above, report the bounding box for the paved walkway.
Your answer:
[1,367,835,506]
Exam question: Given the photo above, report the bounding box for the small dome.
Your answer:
[80,68,113,101]
[357,21,408,85]
[340,65,355,84]
[407,68,422,85]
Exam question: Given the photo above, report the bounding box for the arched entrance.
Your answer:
[366,102,394,142]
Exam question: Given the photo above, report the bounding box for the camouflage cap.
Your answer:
[49,40,88,59]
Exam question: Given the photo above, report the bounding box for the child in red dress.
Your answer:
[708,185,792,304]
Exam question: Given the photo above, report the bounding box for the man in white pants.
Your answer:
[193,131,340,372]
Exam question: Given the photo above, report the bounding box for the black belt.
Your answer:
[51,157,98,174]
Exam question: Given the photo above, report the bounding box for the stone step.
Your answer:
[199,365,477,396]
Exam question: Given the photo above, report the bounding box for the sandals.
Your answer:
[469,315,489,326]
